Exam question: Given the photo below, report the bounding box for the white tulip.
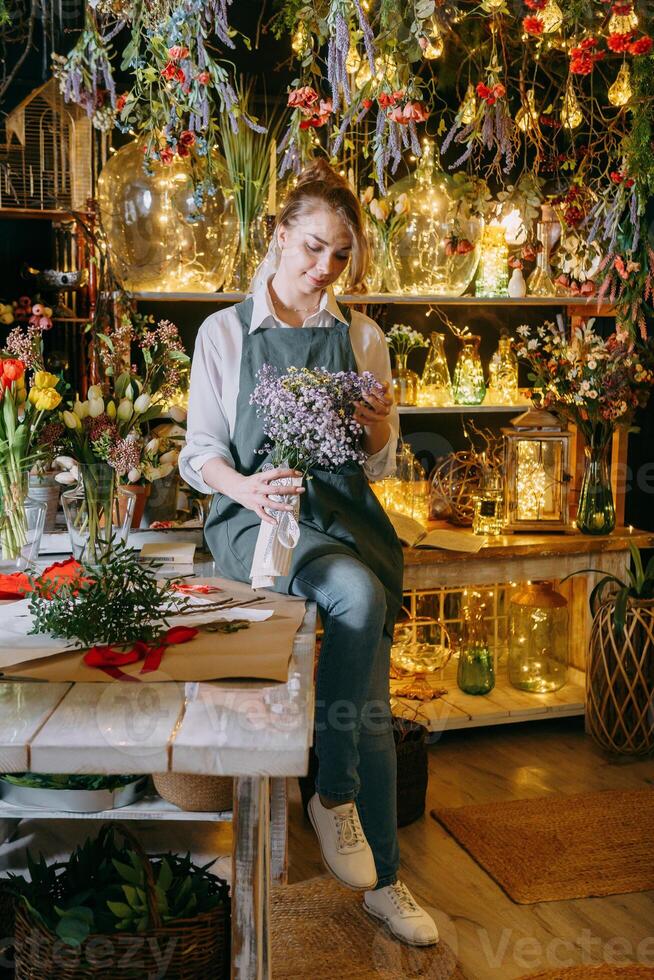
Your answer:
[145,465,161,481]
[159,449,178,465]
[53,455,76,471]
[88,397,104,417]
[168,405,187,423]
[63,411,80,429]
[158,462,174,479]
[55,471,78,485]
[87,385,103,401]
[145,438,160,454]
[73,399,88,419]
[127,468,142,483]
[134,393,151,414]
[117,398,133,421]
[124,382,134,400]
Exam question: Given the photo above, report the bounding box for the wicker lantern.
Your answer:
[503,408,572,532]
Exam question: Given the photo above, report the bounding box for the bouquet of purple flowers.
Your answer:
[250,364,384,474]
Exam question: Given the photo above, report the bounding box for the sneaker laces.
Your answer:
[388,881,421,915]
[333,804,365,850]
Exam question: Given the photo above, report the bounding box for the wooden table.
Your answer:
[0,561,317,980]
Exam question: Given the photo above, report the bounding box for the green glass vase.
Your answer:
[576,441,616,536]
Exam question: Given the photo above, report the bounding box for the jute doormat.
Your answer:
[431,787,654,904]
[271,876,465,979]
[517,967,654,979]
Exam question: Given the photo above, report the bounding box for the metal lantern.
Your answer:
[502,408,572,531]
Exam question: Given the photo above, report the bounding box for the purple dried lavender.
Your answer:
[352,0,375,74]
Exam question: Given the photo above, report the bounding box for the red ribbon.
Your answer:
[84,625,198,681]
[173,583,224,596]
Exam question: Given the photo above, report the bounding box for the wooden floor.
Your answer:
[287,715,654,979]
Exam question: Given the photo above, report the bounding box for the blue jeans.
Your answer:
[289,552,400,889]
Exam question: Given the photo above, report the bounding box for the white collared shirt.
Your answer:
[179,279,399,494]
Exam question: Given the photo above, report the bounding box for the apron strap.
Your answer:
[234,296,351,331]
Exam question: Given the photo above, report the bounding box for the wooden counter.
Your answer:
[394,526,653,733]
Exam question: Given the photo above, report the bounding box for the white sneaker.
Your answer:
[363,880,440,946]
[307,793,378,890]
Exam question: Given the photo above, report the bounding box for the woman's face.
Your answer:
[276,206,352,292]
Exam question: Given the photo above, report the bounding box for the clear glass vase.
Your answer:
[453,335,486,405]
[62,463,135,565]
[391,353,420,406]
[0,472,46,571]
[420,332,453,406]
[226,210,270,292]
[387,142,483,296]
[576,440,616,536]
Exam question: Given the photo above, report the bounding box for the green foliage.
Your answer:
[0,773,139,791]
[623,55,654,198]
[563,541,654,638]
[6,826,229,949]
[27,544,190,648]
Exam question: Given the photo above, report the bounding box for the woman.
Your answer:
[180,159,438,947]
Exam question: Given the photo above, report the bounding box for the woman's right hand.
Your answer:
[231,468,305,526]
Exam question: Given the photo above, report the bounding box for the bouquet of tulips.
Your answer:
[0,318,63,562]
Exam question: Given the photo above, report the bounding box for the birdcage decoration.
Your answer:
[0,80,105,212]
[503,408,572,531]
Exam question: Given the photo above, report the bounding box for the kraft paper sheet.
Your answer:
[0,577,307,684]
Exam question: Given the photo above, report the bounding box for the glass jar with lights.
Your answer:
[508,581,569,693]
[387,141,483,296]
[472,471,505,536]
[502,408,572,531]
[485,330,520,405]
[419,332,453,406]
[457,592,495,695]
[453,334,486,405]
[527,204,567,297]
[97,140,237,293]
[475,224,509,297]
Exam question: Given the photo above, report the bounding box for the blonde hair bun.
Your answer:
[295,157,349,191]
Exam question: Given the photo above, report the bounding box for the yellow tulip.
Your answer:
[33,370,60,390]
[63,410,80,429]
[30,387,62,411]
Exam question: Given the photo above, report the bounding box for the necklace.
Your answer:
[270,281,323,314]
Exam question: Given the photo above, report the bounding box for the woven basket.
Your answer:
[586,597,654,756]
[153,773,233,812]
[13,827,229,980]
[394,718,429,827]
[298,717,429,828]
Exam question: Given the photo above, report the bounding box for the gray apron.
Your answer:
[203,298,404,639]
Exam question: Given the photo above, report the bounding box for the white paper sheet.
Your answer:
[0,598,273,671]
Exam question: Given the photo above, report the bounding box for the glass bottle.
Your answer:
[527,207,567,297]
[419,332,453,406]
[508,580,569,692]
[486,331,519,405]
[576,440,616,535]
[457,592,495,695]
[475,224,509,297]
[453,335,486,405]
[472,471,505,536]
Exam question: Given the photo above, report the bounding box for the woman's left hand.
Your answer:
[353,381,393,429]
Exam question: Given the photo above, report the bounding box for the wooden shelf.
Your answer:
[398,403,531,414]
[0,793,232,822]
[132,290,614,312]
[391,663,586,733]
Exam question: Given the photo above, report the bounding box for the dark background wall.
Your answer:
[1,3,652,532]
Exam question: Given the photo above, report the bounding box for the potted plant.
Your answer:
[7,825,230,979]
[567,541,654,756]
